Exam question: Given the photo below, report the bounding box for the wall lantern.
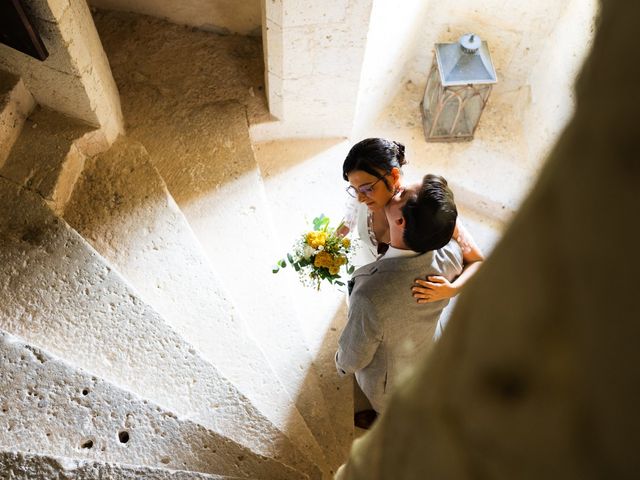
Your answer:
[421,33,497,142]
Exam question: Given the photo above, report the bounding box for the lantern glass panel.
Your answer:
[425,66,440,108]
[434,93,461,137]
[459,91,484,135]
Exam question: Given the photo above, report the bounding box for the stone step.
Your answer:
[0,69,35,169]
[123,99,340,474]
[0,106,109,215]
[0,177,319,480]
[63,137,329,475]
[0,450,252,479]
[0,330,302,480]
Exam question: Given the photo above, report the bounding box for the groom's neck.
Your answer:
[389,230,409,250]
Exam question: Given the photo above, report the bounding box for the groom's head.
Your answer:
[385,174,457,253]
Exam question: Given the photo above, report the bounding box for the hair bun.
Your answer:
[393,141,406,166]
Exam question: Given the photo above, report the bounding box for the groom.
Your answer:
[335,174,464,417]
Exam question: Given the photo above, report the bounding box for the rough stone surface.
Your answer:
[92,9,270,128]
[0,107,95,214]
[260,0,373,138]
[89,0,261,36]
[0,0,123,139]
[0,450,251,479]
[338,1,640,477]
[64,137,329,475]
[0,177,315,480]
[91,12,338,473]
[121,99,339,474]
[0,70,35,169]
[0,330,302,479]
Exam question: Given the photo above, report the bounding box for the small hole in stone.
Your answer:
[237,454,245,462]
[82,389,90,396]
[118,431,130,444]
[81,440,94,449]
[160,457,171,464]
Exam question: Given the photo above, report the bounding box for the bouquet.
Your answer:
[273,214,355,289]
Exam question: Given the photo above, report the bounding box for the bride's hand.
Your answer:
[412,276,456,303]
[336,224,350,237]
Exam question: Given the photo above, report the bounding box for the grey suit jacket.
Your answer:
[336,239,463,413]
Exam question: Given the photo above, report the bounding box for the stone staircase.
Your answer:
[0,11,506,479]
[0,56,355,478]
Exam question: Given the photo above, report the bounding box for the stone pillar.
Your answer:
[0,0,123,143]
[258,0,373,139]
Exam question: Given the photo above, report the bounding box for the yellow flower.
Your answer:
[341,238,351,248]
[329,266,339,275]
[314,251,332,268]
[337,255,347,266]
[306,231,327,249]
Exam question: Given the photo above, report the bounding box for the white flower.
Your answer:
[303,245,315,259]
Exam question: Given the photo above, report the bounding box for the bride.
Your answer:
[341,137,484,304]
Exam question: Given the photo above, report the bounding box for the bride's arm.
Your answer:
[411,219,484,303]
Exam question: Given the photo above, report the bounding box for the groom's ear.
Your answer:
[395,216,404,226]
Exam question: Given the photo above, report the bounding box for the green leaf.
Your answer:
[312,214,330,231]
[347,265,355,274]
[272,267,280,274]
[278,259,287,268]
[287,253,294,264]
[335,280,345,286]
[293,263,301,272]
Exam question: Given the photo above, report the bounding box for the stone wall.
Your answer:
[353,0,596,147]
[0,0,123,142]
[259,0,374,138]
[522,0,597,170]
[351,0,429,137]
[89,0,261,35]
[338,0,640,477]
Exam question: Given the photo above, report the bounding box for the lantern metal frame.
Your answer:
[420,34,497,143]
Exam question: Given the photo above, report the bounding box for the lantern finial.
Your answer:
[460,33,481,54]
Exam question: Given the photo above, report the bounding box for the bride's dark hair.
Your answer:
[342,138,406,190]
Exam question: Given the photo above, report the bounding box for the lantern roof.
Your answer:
[435,34,497,86]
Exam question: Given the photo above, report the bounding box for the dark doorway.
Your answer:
[0,0,49,61]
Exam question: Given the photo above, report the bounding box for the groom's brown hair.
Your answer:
[402,174,457,253]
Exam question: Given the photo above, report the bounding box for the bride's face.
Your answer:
[346,168,400,211]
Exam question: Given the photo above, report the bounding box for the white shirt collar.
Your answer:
[382,245,419,259]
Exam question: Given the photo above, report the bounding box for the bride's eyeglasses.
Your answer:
[346,176,386,198]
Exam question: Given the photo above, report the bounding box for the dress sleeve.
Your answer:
[343,195,360,232]
[335,292,383,376]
